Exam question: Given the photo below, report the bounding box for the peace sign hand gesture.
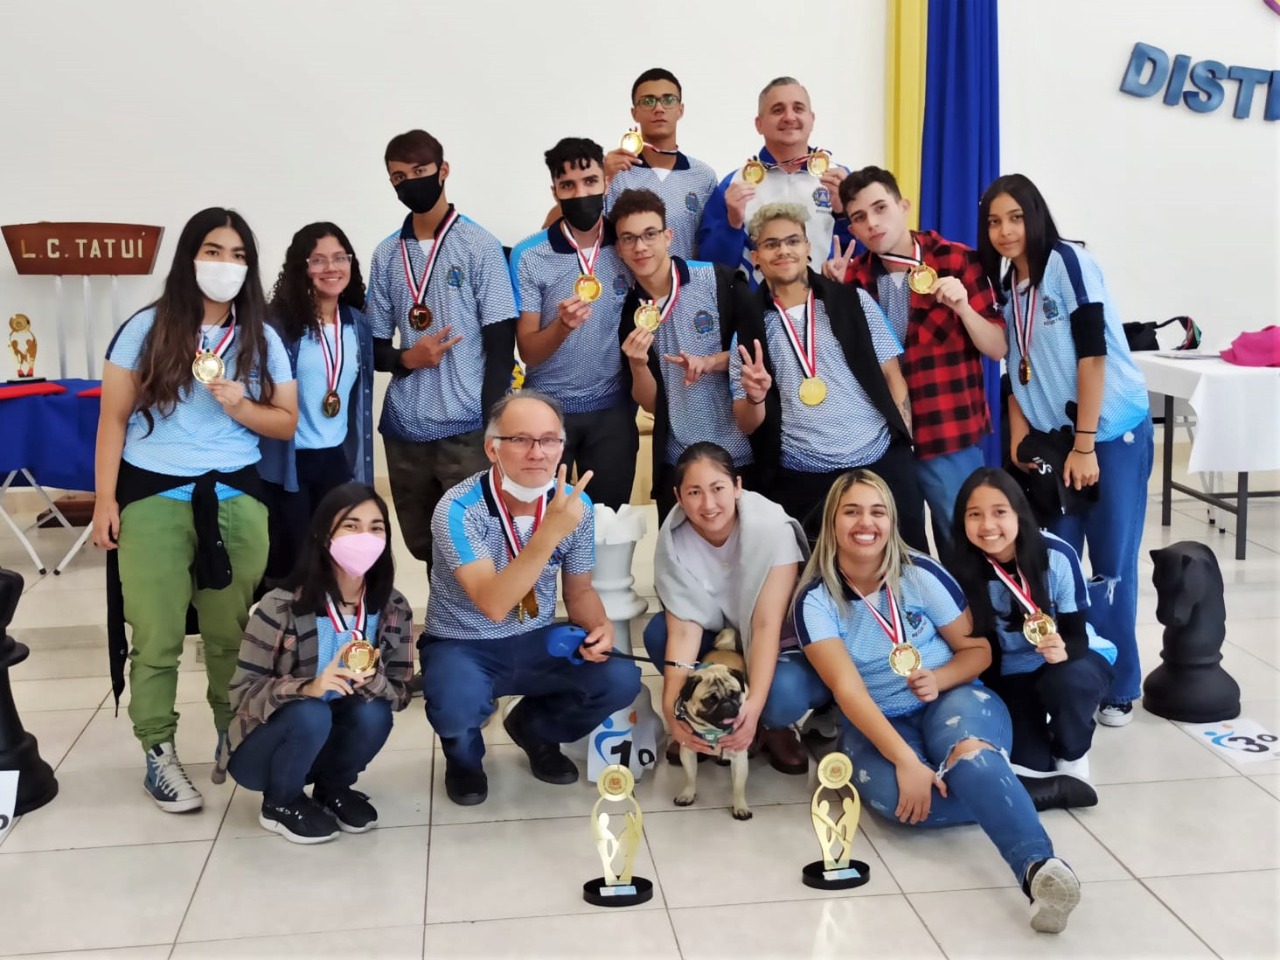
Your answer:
[539,464,594,544]
[736,339,772,404]
[822,237,857,282]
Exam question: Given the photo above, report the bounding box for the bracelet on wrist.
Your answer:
[1075,429,1097,434]
[748,395,766,405]
[1072,447,1096,455]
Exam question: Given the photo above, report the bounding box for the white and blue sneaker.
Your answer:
[143,742,204,813]
[211,731,230,785]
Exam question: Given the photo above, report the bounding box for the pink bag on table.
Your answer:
[1221,326,1280,368]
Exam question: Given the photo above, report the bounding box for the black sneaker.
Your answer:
[444,763,489,806]
[313,784,378,833]
[504,703,579,785]
[259,795,340,844]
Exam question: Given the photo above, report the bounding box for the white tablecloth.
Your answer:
[1134,353,1280,474]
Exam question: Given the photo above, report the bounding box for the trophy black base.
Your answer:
[583,876,654,907]
[802,859,871,890]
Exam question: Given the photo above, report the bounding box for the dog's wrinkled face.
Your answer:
[679,664,748,735]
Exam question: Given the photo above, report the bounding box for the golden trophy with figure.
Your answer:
[8,314,37,380]
[802,752,871,889]
[583,764,653,906]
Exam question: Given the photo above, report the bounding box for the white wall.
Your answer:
[1000,0,1279,349]
[0,0,886,384]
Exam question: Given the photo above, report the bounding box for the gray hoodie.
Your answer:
[654,490,809,656]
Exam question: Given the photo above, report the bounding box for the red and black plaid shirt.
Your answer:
[844,229,1003,460]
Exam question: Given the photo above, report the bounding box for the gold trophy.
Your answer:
[802,753,871,889]
[583,764,653,906]
[7,314,37,380]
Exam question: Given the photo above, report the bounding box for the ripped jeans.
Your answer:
[840,685,1053,881]
[1048,415,1154,704]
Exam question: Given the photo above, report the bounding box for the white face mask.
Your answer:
[494,449,556,503]
[194,260,248,303]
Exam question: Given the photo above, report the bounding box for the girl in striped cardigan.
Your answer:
[227,483,414,844]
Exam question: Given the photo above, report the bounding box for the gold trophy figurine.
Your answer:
[8,314,38,380]
[583,764,654,906]
[802,753,871,889]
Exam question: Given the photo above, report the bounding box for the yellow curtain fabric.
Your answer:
[884,0,928,228]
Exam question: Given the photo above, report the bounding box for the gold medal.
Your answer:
[322,390,341,418]
[516,588,540,622]
[807,150,831,177]
[888,643,922,677]
[798,376,827,406]
[1022,611,1057,646]
[574,274,602,303]
[341,637,379,674]
[1018,357,1032,385]
[742,157,766,185]
[192,351,224,384]
[620,130,644,155]
[908,264,938,295]
[409,304,433,330]
[634,303,661,332]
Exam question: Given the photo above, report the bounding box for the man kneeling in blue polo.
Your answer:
[421,390,642,805]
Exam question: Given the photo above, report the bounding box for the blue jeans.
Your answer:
[916,444,985,560]
[420,625,642,770]
[840,685,1053,881]
[1047,416,1154,704]
[228,696,393,804]
[642,613,832,729]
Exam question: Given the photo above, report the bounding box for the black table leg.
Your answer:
[1162,395,1173,527]
[1236,472,1248,561]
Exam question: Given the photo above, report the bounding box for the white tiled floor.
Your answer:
[1,460,1278,958]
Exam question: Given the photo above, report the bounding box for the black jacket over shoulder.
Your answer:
[734,268,910,489]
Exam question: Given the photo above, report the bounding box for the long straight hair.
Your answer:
[134,207,273,433]
[268,222,367,344]
[284,483,396,617]
[948,467,1051,639]
[976,174,1076,291]
[792,470,913,618]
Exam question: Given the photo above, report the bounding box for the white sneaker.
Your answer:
[1054,754,1091,782]
[143,742,204,813]
[1027,857,1081,933]
[1096,702,1134,727]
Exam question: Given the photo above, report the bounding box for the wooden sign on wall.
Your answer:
[2,222,164,276]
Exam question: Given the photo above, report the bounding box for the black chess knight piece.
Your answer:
[1142,542,1240,723]
[0,567,59,817]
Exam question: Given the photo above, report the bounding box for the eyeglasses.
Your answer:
[494,435,566,453]
[635,94,681,109]
[616,228,665,249]
[756,235,807,253]
[307,254,353,269]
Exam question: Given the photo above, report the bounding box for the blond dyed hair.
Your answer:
[747,202,809,244]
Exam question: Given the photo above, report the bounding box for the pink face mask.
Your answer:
[329,531,386,577]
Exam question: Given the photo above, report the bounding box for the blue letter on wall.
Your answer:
[1184,60,1228,112]
[1120,42,1170,97]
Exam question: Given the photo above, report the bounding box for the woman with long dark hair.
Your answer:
[794,470,1081,933]
[92,207,297,814]
[977,174,1151,728]
[227,483,414,843]
[258,222,374,582]
[949,467,1115,810]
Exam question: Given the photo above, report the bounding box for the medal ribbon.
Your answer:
[559,222,602,278]
[325,591,367,644]
[195,305,237,361]
[849,581,906,649]
[877,238,924,271]
[316,307,343,398]
[1011,283,1037,369]
[628,129,680,156]
[399,204,460,308]
[490,467,548,562]
[763,149,825,170]
[986,559,1039,617]
[772,289,817,379]
[640,259,682,325]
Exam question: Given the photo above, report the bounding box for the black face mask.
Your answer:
[560,193,605,232]
[395,173,444,214]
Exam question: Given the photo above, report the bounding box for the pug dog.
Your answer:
[673,628,751,820]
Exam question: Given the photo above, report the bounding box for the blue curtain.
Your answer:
[918,0,1003,467]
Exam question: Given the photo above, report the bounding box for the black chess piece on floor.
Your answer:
[1142,542,1240,723]
[0,567,59,816]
